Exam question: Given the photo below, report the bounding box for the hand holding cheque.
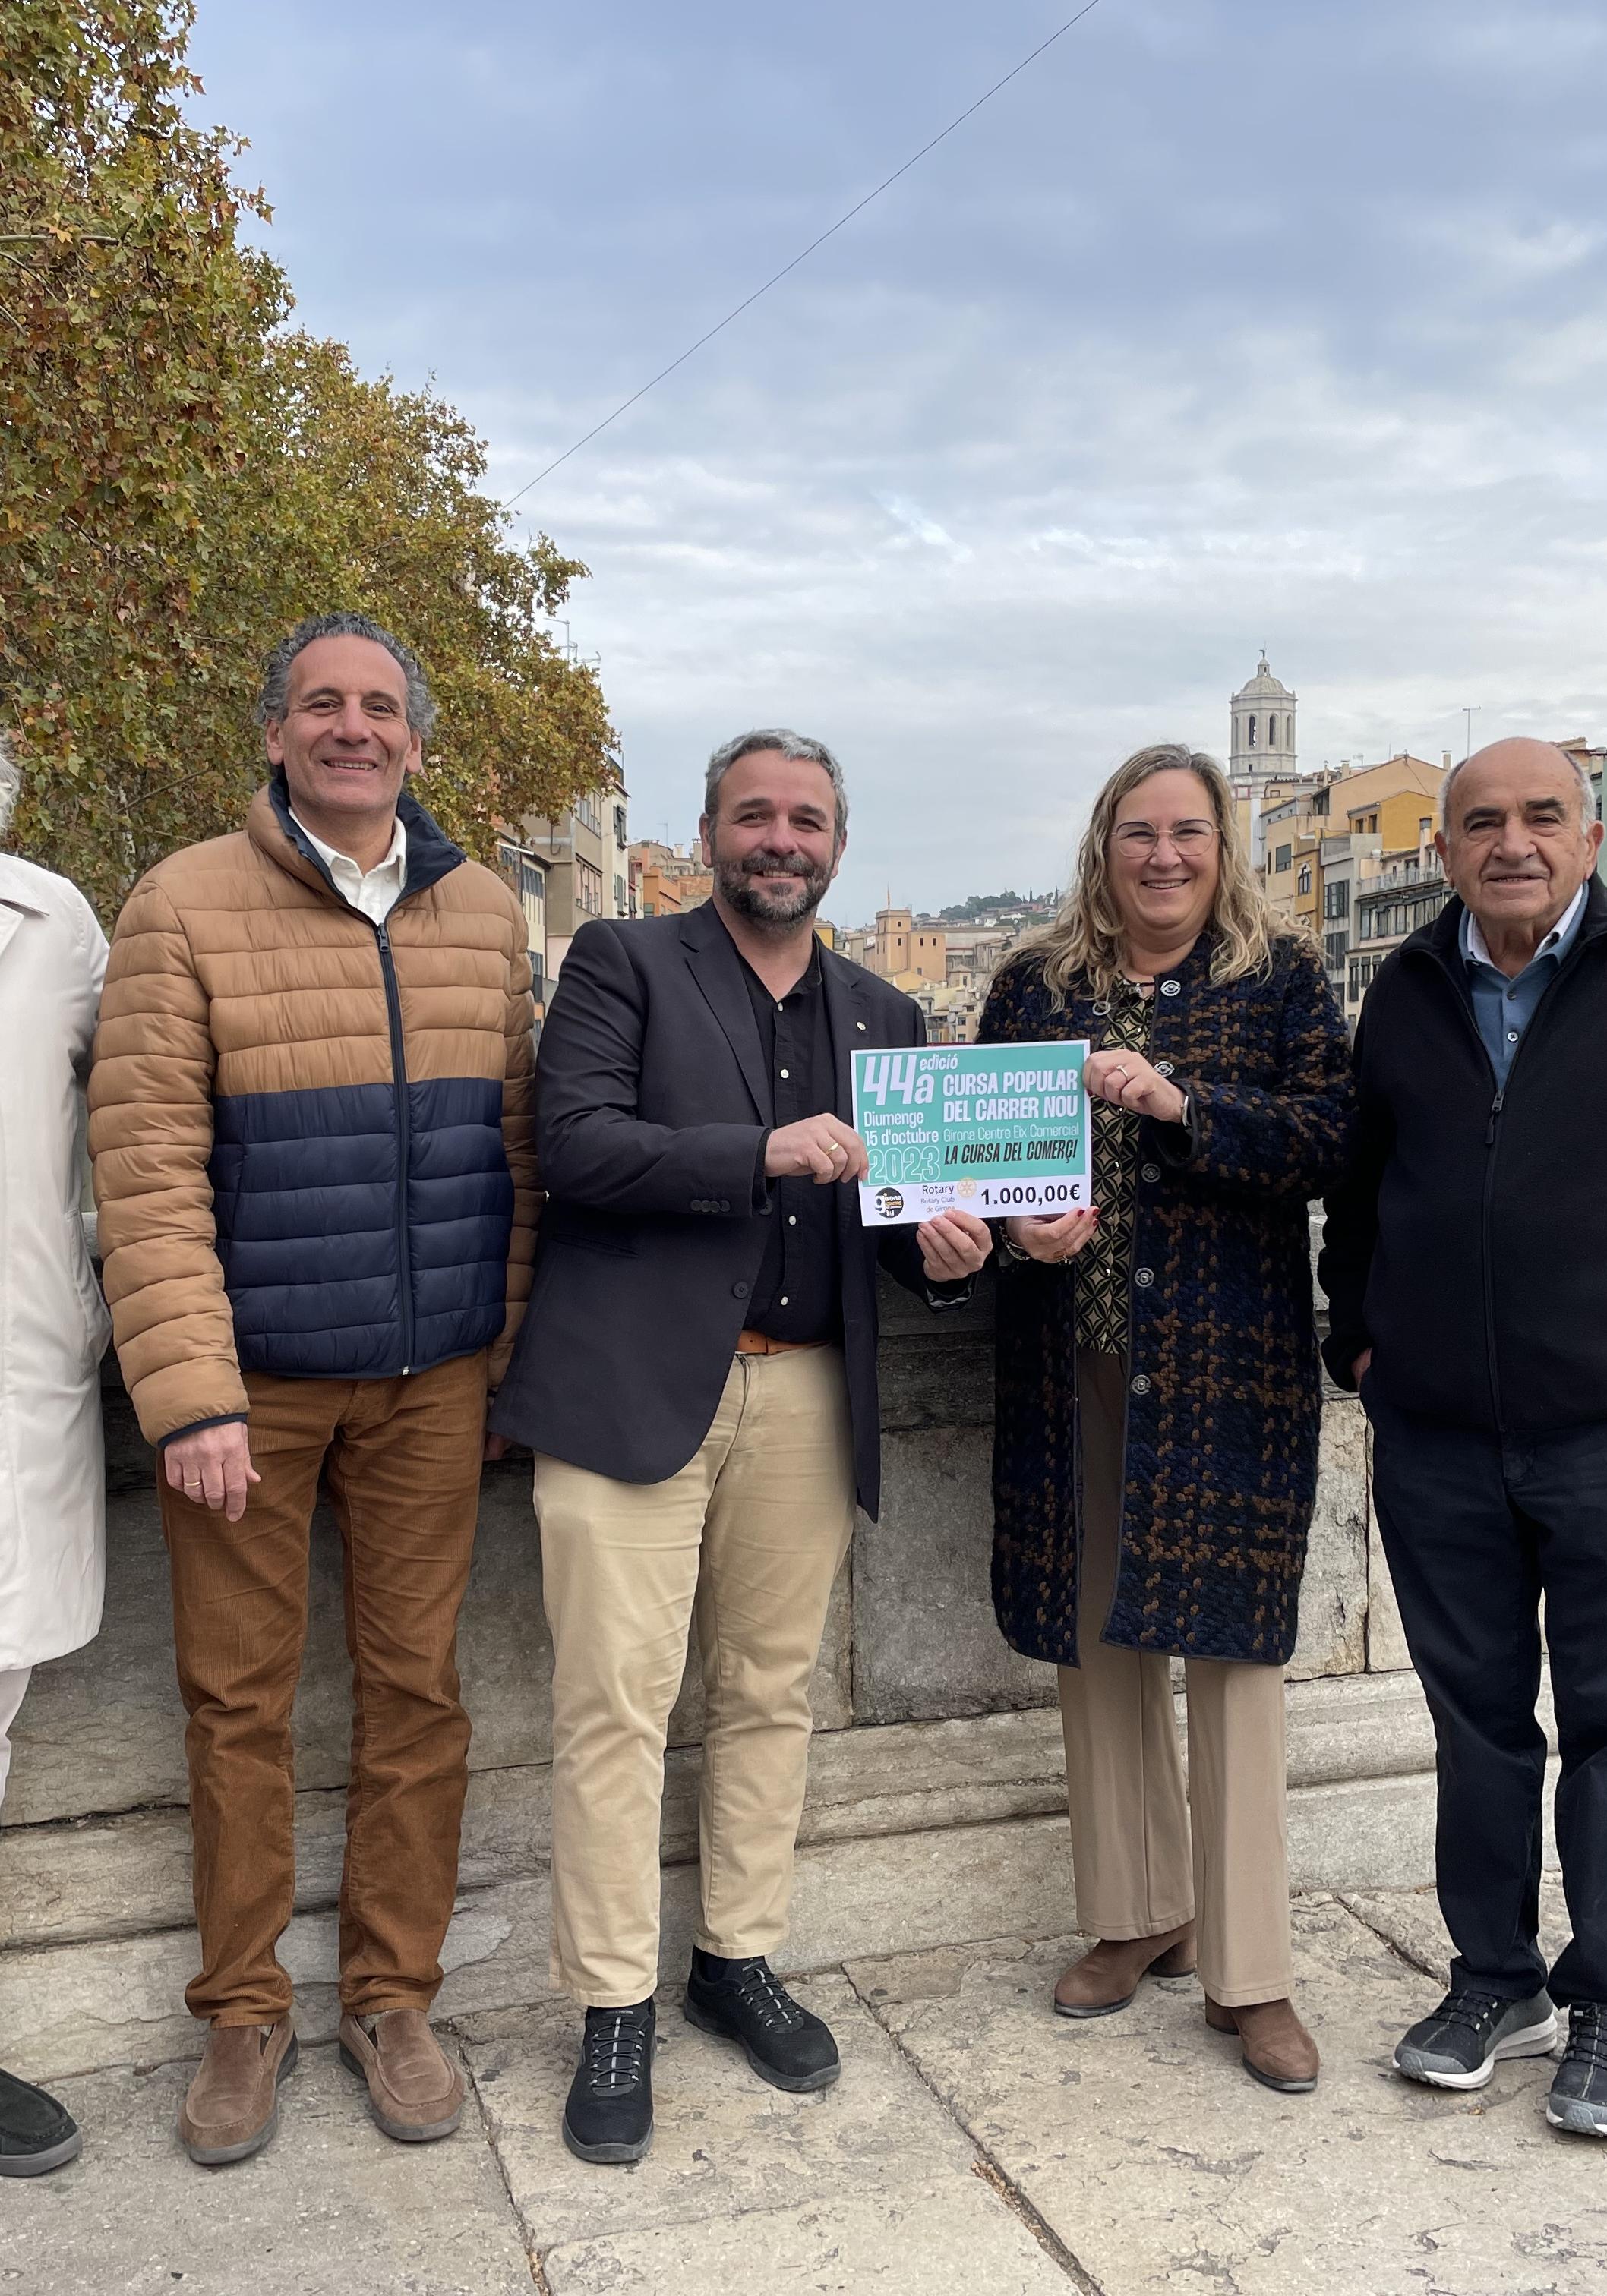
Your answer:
[1082,1046,1188,1126]
[767,1110,991,1277]
[766,1113,870,1183]
[915,1205,993,1282]
[1003,1206,1100,1265]
[1005,1049,1183,1261]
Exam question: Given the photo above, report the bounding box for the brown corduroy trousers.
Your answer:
[158,1350,488,2026]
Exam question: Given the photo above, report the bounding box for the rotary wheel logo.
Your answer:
[956,1179,978,1199]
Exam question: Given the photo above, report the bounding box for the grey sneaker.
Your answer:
[1547,2004,1607,2137]
[1394,1984,1557,2090]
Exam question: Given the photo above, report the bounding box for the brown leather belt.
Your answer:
[736,1329,826,1356]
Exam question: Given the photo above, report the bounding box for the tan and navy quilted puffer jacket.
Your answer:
[90,776,539,1448]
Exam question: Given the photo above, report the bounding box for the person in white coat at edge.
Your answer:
[0,733,109,2175]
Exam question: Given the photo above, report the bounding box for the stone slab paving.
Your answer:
[538,2186,1070,2293]
[1344,1875,1574,1984]
[2,2039,535,2295]
[458,1972,1070,2291]
[11,1894,1604,2295]
[845,1894,1607,2295]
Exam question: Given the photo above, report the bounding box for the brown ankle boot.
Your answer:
[178,2017,298,2165]
[1204,1995,1319,2093]
[339,2010,464,2143]
[1054,1923,1197,2019]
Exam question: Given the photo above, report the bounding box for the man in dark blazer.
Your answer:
[1322,737,1607,2137]
[491,728,990,2165]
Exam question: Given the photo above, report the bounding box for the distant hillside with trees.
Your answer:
[937,888,1061,924]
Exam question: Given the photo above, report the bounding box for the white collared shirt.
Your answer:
[291,809,408,926]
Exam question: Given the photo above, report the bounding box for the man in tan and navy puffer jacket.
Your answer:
[89,612,538,2167]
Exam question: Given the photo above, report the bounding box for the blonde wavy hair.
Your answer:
[1033,743,1287,1005]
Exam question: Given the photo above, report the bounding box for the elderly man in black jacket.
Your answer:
[1322,736,1607,2134]
[491,730,991,2165]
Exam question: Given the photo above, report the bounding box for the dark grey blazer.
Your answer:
[489,900,949,1516]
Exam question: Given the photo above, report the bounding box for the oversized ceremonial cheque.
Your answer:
[851,1041,1092,1225]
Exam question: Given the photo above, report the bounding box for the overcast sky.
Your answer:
[188,0,1607,923]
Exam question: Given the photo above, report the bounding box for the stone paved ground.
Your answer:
[8,1888,1604,2294]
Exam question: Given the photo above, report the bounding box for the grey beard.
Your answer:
[715,858,830,931]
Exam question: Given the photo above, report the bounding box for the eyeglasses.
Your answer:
[1113,820,1219,856]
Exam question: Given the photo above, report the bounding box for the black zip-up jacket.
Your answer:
[1319,876,1607,1433]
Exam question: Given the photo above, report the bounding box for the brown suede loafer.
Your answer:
[339,2011,463,2142]
[1205,1994,1320,2093]
[1054,1924,1197,2018]
[178,2017,298,2166]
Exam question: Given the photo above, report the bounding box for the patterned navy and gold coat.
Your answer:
[979,932,1354,1668]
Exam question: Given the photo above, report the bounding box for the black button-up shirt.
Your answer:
[735,934,842,1344]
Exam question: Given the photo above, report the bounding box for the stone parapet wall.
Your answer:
[1,1271,1391,1828]
[1,1269,1545,2078]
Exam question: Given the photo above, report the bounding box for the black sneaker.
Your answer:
[1394,1984,1557,2089]
[562,2001,655,2165]
[0,2066,82,2177]
[683,1952,840,2093]
[1547,2003,1607,2137]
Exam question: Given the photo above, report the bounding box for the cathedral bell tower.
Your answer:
[1229,653,1297,786]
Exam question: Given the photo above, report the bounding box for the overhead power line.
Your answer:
[502,1,1107,506]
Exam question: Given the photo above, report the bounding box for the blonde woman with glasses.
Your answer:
[979,743,1353,2092]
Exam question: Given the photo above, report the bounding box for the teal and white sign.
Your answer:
[851,1040,1091,1226]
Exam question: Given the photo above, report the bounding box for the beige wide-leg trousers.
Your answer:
[535,1344,857,2007]
[1059,1349,1293,2007]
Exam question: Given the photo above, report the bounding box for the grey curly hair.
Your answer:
[255,611,438,738]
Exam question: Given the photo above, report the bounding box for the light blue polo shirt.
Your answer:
[1460,882,1587,1088]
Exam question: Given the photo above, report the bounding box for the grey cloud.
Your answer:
[188,0,1607,919]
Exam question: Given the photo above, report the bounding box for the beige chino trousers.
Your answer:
[535,1344,857,2007]
[1060,1348,1293,2007]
